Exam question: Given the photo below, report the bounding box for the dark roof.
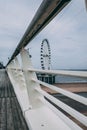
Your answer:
[0,70,29,130]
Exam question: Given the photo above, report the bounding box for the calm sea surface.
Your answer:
[55,75,87,83]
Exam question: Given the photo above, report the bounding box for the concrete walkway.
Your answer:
[0,69,29,130]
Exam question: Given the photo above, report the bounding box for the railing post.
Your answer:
[7,56,31,113]
[7,60,14,69]
[13,57,26,88]
[14,57,20,68]
[20,48,43,109]
[7,60,15,79]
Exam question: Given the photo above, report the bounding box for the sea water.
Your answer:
[55,75,87,83]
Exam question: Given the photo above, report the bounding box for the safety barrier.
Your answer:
[7,48,87,130]
[6,0,87,129]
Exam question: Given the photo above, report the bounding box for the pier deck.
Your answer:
[0,69,29,130]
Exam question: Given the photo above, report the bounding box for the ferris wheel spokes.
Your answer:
[40,39,51,70]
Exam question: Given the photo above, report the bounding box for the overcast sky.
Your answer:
[0,0,87,69]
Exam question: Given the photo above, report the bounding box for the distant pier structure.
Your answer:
[0,62,5,69]
[37,73,55,84]
[37,39,55,84]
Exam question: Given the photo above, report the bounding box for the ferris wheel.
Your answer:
[40,39,51,70]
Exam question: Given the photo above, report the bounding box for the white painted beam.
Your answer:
[9,68,87,78]
[40,97,82,130]
[28,68,87,78]
[33,79,87,106]
[35,87,87,127]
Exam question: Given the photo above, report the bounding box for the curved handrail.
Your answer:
[6,0,71,66]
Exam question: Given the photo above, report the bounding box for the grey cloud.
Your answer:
[0,0,87,69]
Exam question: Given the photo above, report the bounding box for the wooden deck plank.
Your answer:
[0,69,29,130]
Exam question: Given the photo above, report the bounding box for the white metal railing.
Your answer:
[32,79,87,105]
[6,0,87,129]
[39,97,82,130]
[35,86,87,126]
[8,67,87,78]
[28,68,87,78]
[6,49,87,130]
[8,68,87,104]
[9,68,87,105]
